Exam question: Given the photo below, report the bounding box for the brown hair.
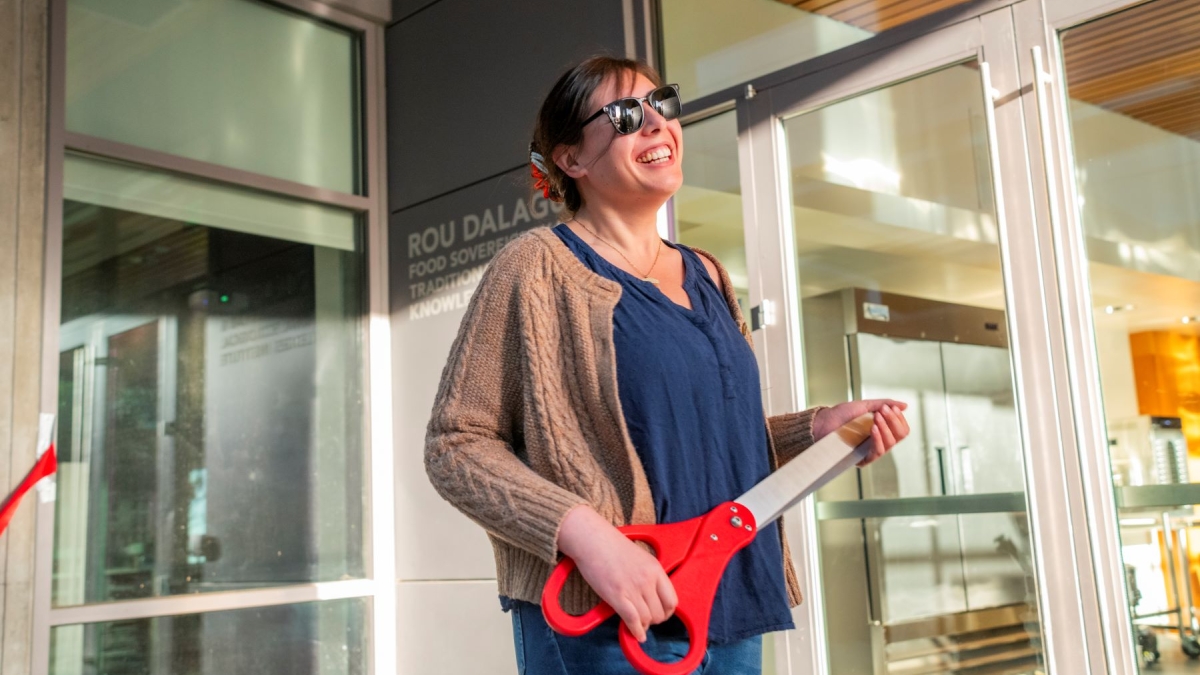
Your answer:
[531,56,663,214]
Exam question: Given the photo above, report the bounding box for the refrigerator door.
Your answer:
[853,333,968,623]
[941,343,1032,612]
[942,342,1023,495]
[854,333,949,500]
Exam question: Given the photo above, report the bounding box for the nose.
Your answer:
[640,102,668,135]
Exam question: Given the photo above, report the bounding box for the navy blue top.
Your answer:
[542,223,794,643]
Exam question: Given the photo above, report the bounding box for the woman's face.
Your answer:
[559,72,684,211]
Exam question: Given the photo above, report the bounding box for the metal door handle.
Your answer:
[958,445,974,494]
[978,61,1010,250]
[1030,46,1064,240]
[936,446,949,496]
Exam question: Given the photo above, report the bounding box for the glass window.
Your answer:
[661,0,978,100]
[781,65,1044,673]
[53,153,366,606]
[50,598,367,675]
[675,111,750,310]
[1061,1,1200,669]
[66,0,360,193]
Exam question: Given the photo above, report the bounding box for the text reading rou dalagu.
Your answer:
[405,194,563,320]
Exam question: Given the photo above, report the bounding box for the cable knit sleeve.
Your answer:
[766,406,827,465]
[424,242,588,564]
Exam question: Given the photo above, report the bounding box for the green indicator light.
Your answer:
[220,294,230,303]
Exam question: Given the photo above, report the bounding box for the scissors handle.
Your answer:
[541,518,703,635]
[542,502,758,675]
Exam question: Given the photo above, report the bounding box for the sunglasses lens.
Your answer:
[612,99,644,135]
[650,86,681,120]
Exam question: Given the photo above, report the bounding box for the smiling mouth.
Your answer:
[636,146,673,164]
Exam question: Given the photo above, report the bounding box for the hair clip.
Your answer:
[529,144,554,199]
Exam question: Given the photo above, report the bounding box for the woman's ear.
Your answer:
[553,145,587,180]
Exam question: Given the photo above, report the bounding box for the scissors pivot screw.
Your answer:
[730,516,743,528]
[710,534,719,541]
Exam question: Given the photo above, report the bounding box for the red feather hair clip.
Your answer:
[531,163,553,199]
[529,145,557,201]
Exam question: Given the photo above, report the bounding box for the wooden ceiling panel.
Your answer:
[788,0,977,34]
[777,0,1200,141]
[869,0,976,32]
[1062,0,1200,141]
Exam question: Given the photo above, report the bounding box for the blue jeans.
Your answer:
[509,601,762,675]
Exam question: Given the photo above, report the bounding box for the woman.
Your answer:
[425,56,910,675]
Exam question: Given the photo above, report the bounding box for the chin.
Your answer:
[660,173,684,195]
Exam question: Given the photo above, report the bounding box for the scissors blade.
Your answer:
[736,413,875,528]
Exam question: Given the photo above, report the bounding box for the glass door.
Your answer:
[740,7,1109,674]
[1031,0,1200,672]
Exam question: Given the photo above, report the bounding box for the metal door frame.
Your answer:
[32,1,396,673]
[735,5,1125,673]
[1017,0,1183,673]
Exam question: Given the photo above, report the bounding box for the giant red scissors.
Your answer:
[542,413,876,675]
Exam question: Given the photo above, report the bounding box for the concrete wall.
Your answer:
[383,1,648,672]
[0,0,50,673]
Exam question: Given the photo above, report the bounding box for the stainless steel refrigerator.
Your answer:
[802,288,1039,674]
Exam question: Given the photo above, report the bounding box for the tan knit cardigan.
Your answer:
[424,226,823,615]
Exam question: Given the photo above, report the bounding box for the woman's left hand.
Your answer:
[813,400,910,467]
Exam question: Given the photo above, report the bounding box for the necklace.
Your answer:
[572,218,663,284]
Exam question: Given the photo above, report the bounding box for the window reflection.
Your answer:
[661,0,979,99]
[53,158,366,607]
[66,0,360,193]
[785,65,1044,674]
[50,599,367,675]
[676,111,750,310]
[1063,0,1200,669]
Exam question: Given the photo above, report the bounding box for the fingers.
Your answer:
[858,424,884,467]
[881,403,910,440]
[857,403,912,467]
[635,570,676,639]
[614,598,648,643]
[868,399,907,413]
[875,408,898,449]
[617,567,674,644]
[634,595,652,639]
[644,584,668,626]
[656,571,678,618]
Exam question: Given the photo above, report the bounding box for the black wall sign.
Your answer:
[389,167,564,320]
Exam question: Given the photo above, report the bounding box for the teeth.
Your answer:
[637,147,672,163]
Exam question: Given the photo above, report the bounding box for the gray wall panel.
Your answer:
[385,0,626,211]
[390,0,439,23]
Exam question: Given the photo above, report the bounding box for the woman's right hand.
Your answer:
[556,505,677,642]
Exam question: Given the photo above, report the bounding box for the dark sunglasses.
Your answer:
[580,84,682,135]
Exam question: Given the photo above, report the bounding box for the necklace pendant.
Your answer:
[644,277,660,285]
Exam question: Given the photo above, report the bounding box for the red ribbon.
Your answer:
[0,443,56,536]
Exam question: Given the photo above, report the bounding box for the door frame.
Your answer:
[32,0,394,672]
[1021,0,1179,673]
[733,3,1137,673]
